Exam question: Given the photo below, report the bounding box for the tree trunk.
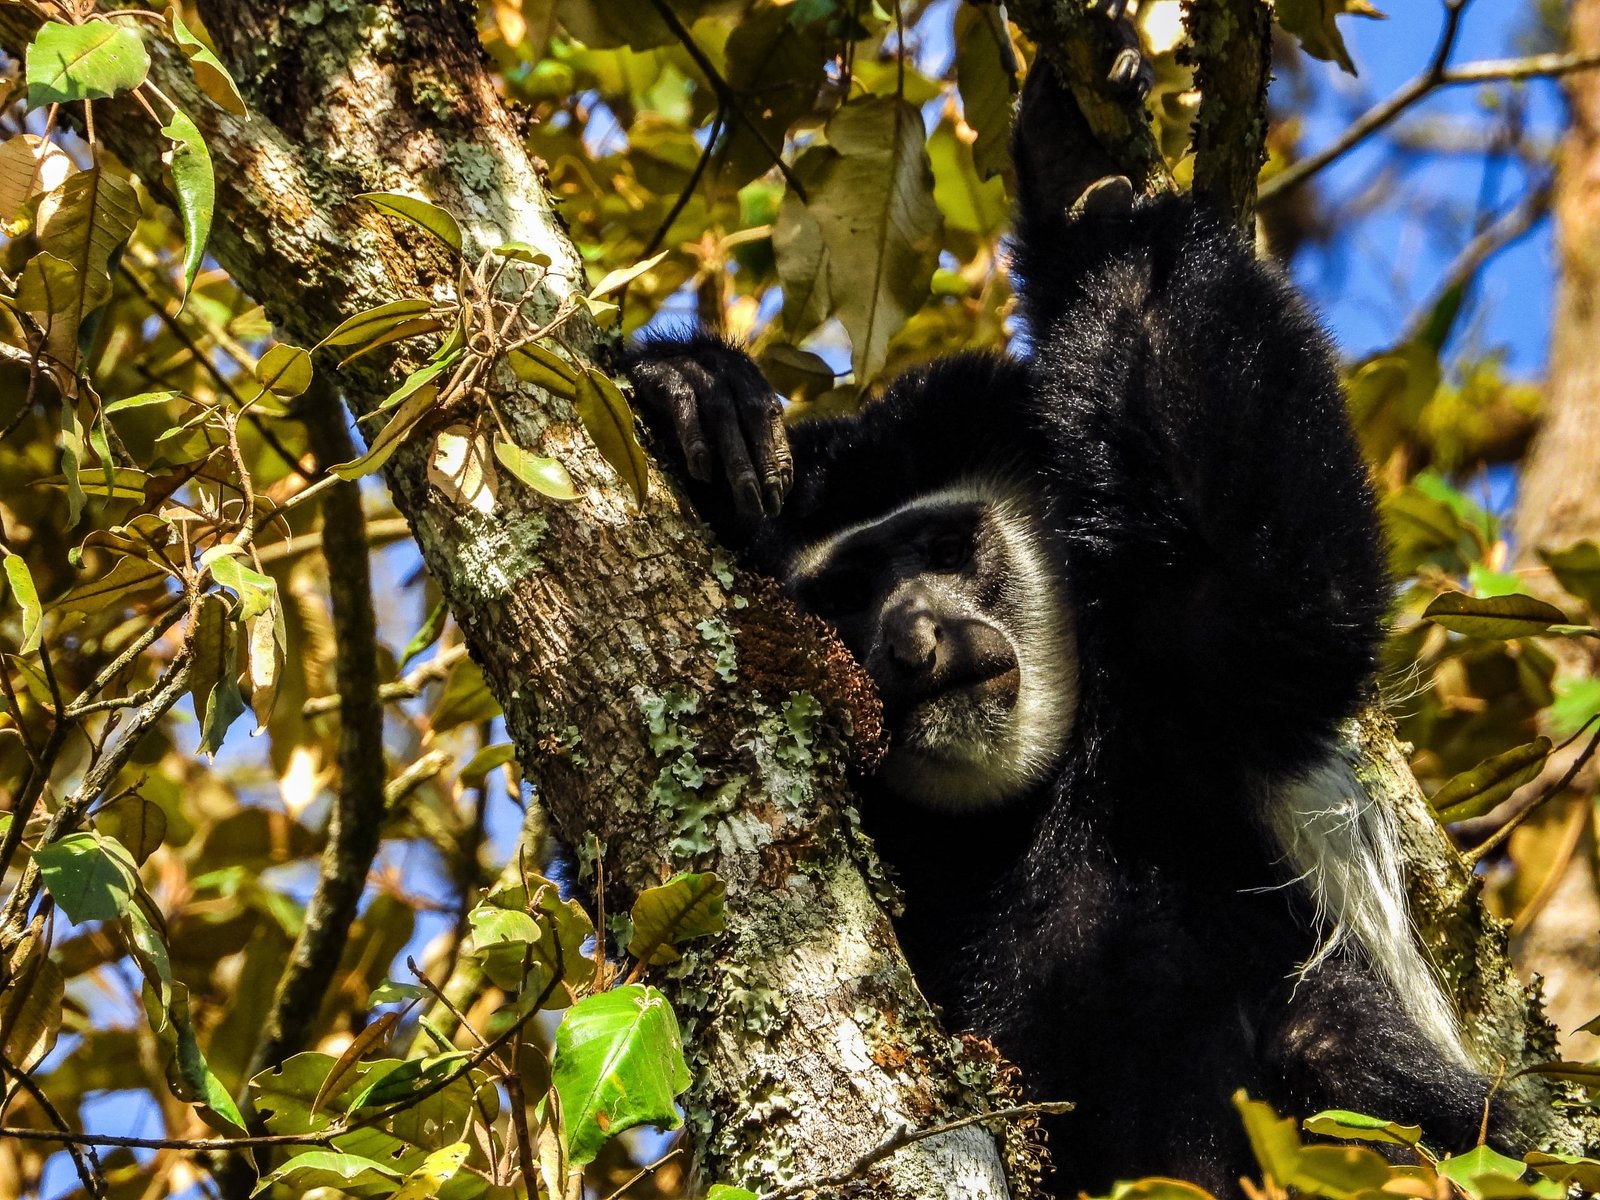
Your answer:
[1510,0,1600,1063]
[0,2,1021,1194]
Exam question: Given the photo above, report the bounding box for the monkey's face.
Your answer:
[784,480,1078,810]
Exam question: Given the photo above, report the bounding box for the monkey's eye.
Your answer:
[811,571,872,616]
[925,531,971,573]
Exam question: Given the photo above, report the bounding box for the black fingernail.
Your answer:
[688,446,712,481]
[738,479,762,518]
[764,483,783,515]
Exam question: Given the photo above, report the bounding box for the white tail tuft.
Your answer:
[1266,750,1470,1065]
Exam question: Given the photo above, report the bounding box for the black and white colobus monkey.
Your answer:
[626,59,1504,1198]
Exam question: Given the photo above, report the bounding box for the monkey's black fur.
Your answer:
[626,68,1504,1199]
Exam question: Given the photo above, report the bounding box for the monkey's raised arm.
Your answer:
[1008,69,1389,777]
[623,333,792,546]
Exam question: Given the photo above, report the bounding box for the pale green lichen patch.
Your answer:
[697,616,738,682]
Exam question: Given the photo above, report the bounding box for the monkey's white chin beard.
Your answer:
[879,683,1064,810]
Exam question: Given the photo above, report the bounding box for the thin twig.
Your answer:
[642,0,807,201]
[1261,17,1600,204]
[1399,176,1553,344]
[0,1051,105,1198]
[762,1101,1075,1200]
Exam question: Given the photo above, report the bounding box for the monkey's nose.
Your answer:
[888,612,941,673]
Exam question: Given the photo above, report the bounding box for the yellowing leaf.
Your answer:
[588,249,669,300]
[331,383,438,479]
[575,367,648,508]
[3,555,43,655]
[35,165,140,349]
[507,342,579,396]
[254,344,313,399]
[390,1143,469,1200]
[0,134,73,231]
[169,10,247,116]
[493,440,580,500]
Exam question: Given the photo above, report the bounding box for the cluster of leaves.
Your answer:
[1095,1093,1600,1200]
[245,869,725,1199]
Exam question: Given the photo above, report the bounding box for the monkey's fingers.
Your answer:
[633,359,715,482]
[738,391,792,517]
[708,378,766,524]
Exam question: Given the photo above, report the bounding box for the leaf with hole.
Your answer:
[430,426,499,515]
[1431,737,1552,823]
[27,21,151,107]
[551,984,690,1165]
[359,191,463,252]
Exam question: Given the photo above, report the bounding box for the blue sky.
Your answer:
[1292,1,1564,374]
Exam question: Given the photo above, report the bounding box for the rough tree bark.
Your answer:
[1510,0,1600,1064]
[0,2,1023,1196]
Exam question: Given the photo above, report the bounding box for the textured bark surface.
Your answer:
[0,2,1018,1194]
[1509,0,1600,1063]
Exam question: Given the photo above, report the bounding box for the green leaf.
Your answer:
[953,5,1016,182]
[94,794,167,865]
[1289,1145,1392,1198]
[104,389,180,415]
[800,96,941,385]
[253,1151,403,1197]
[707,1189,761,1200]
[628,871,726,966]
[1100,1182,1217,1200]
[399,598,448,668]
[3,555,43,654]
[372,353,457,413]
[588,249,669,300]
[26,21,151,108]
[17,251,83,370]
[1431,737,1552,823]
[169,10,246,116]
[347,1051,473,1112]
[507,342,579,396]
[1423,591,1569,640]
[1539,541,1600,612]
[469,876,595,1001]
[359,191,464,252]
[318,298,434,349]
[160,109,214,300]
[1525,1151,1600,1192]
[574,366,648,508]
[1233,1091,1302,1187]
[493,241,552,265]
[254,343,313,399]
[494,440,580,500]
[338,317,448,367]
[331,383,438,479]
[1302,1109,1421,1148]
[1438,1145,1532,1198]
[1520,1059,1600,1086]
[390,1143,469,1200]
[1272,0,1384,76]
[551,984,690,1165]
[34,831,140,923]
[459,742,516,788]
[208,553,277,620]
